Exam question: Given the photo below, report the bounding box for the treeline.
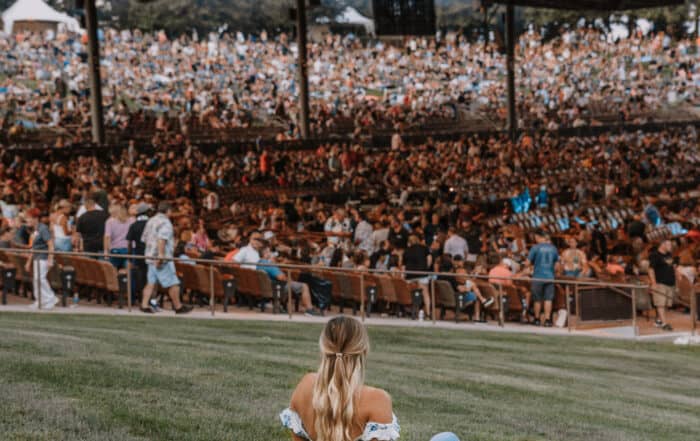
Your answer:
[0,0,691,36]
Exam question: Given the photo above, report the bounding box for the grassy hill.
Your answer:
[1,312,699,441]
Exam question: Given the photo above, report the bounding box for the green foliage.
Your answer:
[0,0,693,35]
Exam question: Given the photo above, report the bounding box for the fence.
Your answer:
[0,248,696,338]
[4,119,700,160]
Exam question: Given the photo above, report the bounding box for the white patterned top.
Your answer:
[280,408,400,441]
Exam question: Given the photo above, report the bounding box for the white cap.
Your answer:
[501,258,516,272]
[263,231,275,240]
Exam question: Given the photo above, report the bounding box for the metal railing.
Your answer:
[0,248,696,338]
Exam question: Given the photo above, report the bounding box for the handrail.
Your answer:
[0,248,647,290]
[2,246,695,337]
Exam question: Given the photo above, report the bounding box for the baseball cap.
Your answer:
[135,202,152,215]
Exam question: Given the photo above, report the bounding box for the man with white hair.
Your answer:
[324,208,351,245]
[234,233,263,270]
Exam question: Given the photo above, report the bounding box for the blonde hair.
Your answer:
[312,317,369,441]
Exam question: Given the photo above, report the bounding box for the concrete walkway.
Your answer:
[1,302,694,343]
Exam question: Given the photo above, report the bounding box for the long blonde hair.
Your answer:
[312,317,369,441]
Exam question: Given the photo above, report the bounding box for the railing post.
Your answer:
[690,282,696,337]
[360,273,365,322]
[35,257,41,310]
[565,284,572,333]
[497,283,504,328]
[126,260,132,313]
[287,270,293,320]
[2,266,16,305]
[574,284,580,325]
[209,265,215,317]
[631,286,638,338]
[431,277,436,325]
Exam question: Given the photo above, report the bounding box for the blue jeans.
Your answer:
[564,269,581,278]
[55,237,72,252]
[109,248,128,269]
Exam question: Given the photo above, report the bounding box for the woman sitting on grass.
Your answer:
[280,316,459,441]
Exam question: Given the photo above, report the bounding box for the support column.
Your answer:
[505,3,517,142]
[296,0,310,140]
[85,0,105,145]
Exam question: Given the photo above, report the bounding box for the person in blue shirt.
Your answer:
[536,185,548,208]
[257,247,320,316]
[644,202,661,226]
[528,230,559,327]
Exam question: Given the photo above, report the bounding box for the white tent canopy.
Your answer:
[335,6,375,35]
[2,0,81,34]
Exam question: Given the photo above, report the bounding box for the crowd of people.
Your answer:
[1,124,698,330]
[1,26,698,141]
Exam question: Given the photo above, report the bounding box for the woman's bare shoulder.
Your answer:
[359,386,393,423]
[290,373,317,406]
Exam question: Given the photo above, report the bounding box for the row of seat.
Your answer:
[0,251,125,306]
[9,251,688,326]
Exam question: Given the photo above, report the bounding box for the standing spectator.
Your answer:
[75,197,109,255]
[126,202,151,301]
[528,230,559,327]
[140,202,192,314]
[104,204,133,268]
[424,213,442,247]
[648,240,675,331]
[51,199,73,252]
[443,226,468,260]
[352,209,374,254]
[25,209,58,310]
[402,235,433,317]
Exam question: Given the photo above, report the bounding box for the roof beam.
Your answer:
[483,0,684,10]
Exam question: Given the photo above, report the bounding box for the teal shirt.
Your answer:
[528,243,559,280]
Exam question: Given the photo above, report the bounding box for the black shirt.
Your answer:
[649,250,676,287]
[47,172,70,201]
[403,244,430,274]
[424,223,441,246]
[388,227,409,250]
[627,220,646,239]
[76,209,109,253]
[126,217,148,257]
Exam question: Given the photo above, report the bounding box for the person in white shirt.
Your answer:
[372,220,390,252]
[324,208,351,245]
[443,226,469,259]
[234,235,262,269]
[352,209,374,254]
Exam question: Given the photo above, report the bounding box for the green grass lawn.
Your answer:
[0,313,698,441]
